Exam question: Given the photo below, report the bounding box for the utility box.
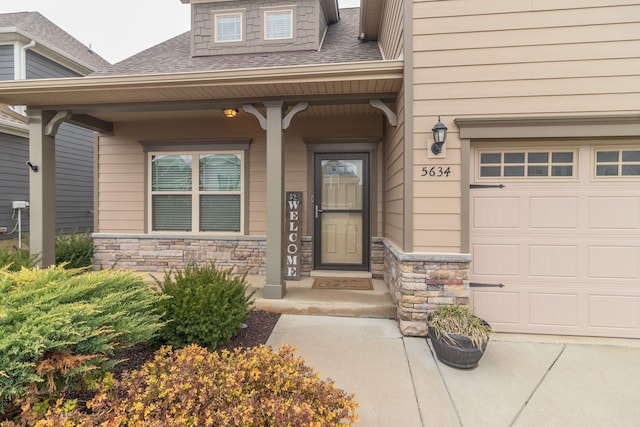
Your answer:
[12,201,29,209]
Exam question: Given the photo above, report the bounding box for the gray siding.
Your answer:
[55,123,94,233]
[193,0,320,56]
[0,124,94,240]
[0,133,29,238]
[0,45,14,80]
[26,50,80,79]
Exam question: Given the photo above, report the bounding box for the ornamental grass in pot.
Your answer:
[428,304,492,369]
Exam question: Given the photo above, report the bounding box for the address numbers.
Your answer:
[421,166,452,178]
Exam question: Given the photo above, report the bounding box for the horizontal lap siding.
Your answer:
[411,0,640,252]
[385,87,405,248]
[0,45,14,80]
[0,133,29,238]
[55,123,94,232]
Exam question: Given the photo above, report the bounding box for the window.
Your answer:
[264,10,293,40]
[215,13,242,43]
[150,152,243,233]
[595,148,640,177]
[479,150,575,178]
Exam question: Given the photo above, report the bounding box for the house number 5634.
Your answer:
[421,166,451,178]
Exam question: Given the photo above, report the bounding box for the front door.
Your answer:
[314,153,370,270]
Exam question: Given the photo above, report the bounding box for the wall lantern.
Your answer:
[223,108,238,118]
[431,116,448,155]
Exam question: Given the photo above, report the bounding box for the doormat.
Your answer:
[312,277,373,290]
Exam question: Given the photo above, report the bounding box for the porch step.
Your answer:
[247,276,396,319]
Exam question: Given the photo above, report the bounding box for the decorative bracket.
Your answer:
[369,99,397,127]
[44,111,71,136]
[282,102,309,130]
[242,104,267,130]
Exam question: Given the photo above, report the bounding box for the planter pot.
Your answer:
[428,326,489,369]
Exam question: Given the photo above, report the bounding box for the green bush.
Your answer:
[0,265,166,413]
[155,262,255,350]
[0,246,36,271]
[11,344,359,426]
[55,230,93,269]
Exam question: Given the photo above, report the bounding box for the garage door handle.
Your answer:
[469,282,505,288]
[470,184,505,189]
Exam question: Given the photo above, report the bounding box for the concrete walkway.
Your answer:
[266,314,640,427]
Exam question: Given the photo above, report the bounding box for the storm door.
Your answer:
[313,153,370,270]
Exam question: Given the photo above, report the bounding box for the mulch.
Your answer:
[112,310,281,376]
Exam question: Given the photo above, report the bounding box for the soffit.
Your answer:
[0,61,403,123]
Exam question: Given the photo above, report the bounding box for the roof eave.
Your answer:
[0,60,404,108]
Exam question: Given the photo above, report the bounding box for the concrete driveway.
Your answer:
[266,314,640,427]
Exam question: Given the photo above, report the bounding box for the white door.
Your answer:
[470,142,640,338]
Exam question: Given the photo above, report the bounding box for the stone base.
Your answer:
[383,239,472,337]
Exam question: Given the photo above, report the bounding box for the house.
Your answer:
[0,0,637,339]
[0,12,110,241]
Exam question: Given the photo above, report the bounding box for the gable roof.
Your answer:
[0,11,110,72]
[94,8,380,77]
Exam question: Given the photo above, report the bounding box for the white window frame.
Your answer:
[476,148,578,181]
[148,150,245,235]
[264,9,294,40]
[214,12,243,43]
[593,146,640,180]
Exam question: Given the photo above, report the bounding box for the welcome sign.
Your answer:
[284,192,302,280]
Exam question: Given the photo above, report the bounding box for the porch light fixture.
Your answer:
[431,116,448,155]
[223,108,238,118]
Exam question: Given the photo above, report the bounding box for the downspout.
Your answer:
[12,40,36,115]
[19,40,36,79]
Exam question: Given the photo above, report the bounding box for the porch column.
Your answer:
[264,101,286,298]
[27,110,56,267]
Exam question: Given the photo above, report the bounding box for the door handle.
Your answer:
[315,205,324,219]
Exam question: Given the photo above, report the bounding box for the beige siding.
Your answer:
[378,0,403,60]
[97,115,383,239]
[411,0,640,252]
[385,86,405,247]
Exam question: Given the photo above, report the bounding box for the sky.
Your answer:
[0,0,362,64]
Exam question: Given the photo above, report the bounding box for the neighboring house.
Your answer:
[0,1,638,340]
[0,12,110,240]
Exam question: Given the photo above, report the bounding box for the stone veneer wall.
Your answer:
[93,234,318,276]
[383,239,471,337]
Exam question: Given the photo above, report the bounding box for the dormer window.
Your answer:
[214,12,243,43]
[264,9,293,40]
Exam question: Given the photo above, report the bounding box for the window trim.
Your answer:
[147,150,245,235]
[213,11,244,44]
[593,145,640,180]
[263,9,294,41]
[476,148,578,181]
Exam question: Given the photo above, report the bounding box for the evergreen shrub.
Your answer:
[55,230,93,269]
[0,265,166,413]
[155,261,255,350]
[0,247,35,271]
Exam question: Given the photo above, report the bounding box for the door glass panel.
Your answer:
[321,160,363,210]
[319,158,364,266]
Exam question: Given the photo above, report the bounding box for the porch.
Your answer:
[247,274,396,319]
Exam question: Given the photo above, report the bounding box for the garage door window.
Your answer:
[479,150,575,179]
[595,148,640,177]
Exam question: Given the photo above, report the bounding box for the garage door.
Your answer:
[470,142,640,338]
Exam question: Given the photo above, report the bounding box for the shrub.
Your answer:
[155,261,255,350]
[55,230,93,269]
[11,344,359,426]
[0,246,36,271]
[0,265,166,413]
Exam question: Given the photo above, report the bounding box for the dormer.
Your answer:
[180,0,340,57]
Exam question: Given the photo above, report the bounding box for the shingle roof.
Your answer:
[0,11,110,71]
[94,8,382,77]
